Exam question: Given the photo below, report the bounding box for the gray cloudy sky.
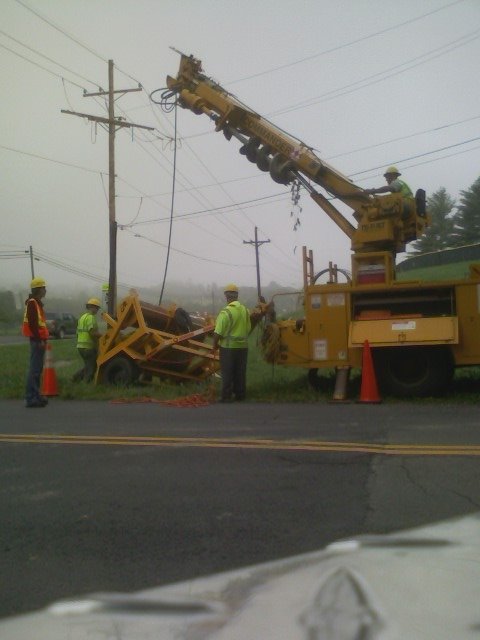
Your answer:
[1,0,479,297]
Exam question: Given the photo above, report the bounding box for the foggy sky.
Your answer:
[2,0,479,298]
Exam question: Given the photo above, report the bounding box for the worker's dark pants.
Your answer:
[219,347,248,401]
[25,339,45,405]
[73,348,98,383]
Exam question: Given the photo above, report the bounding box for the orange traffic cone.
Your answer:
[357,340,381,404]
[41,342,59,397]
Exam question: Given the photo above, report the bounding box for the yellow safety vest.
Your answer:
[214,301,251,349]
[76,312,98,349]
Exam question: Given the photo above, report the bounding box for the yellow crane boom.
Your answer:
[166,51,427,261]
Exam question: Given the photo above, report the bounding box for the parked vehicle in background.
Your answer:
[45,312,77,339]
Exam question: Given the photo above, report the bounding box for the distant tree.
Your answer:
[410,187,456,254]
[450,176,480,247]
[0,290,20,325]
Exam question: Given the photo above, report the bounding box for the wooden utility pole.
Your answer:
[28,245,34,278]
[62,59,154,317]
[243,227,270,299]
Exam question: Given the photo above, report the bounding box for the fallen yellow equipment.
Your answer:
[95,294,219,385]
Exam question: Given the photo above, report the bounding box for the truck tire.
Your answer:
[101,355,140,386]
[373,346,454,398]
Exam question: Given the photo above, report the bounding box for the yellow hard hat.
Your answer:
[30,277,46,288]
[224,283,239,293]
[384,165,401,176]
[87,297,101,307]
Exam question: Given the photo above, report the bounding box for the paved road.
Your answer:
[1,399,479,619]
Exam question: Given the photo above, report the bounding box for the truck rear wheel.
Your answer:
[101,355,140,386]
[373,346,454,398]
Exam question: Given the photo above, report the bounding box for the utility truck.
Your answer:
[165,52,480,397]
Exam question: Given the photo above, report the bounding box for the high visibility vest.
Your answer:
[214,301,251,348]
[22,298,49,339]
[76,312,98,349]
[397,179,413,198]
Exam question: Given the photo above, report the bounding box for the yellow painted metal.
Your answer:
[166,53,427,264]
[166,53,480,389]
[452,280,480,364]
[268,247,480,374]
[95,294,219,384]
[306,286,350,366]
[349,316,459,347]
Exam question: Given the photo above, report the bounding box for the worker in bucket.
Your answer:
[365,166,413,197]
[22,276,50,408]
[212,284,251,403]
[72,298,102,383]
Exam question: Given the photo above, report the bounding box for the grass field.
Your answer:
[1,330,479,403]
[0,330,330,403]
[396,261,476,282]
[3,261,479,403]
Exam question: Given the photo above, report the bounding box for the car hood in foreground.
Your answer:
[1,512,480,639]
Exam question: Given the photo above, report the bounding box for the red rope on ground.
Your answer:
[110,389,216,407]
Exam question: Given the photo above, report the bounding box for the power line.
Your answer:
[227,0,467,83]
[122,229,254,267]
[13,0,140,85]
[3,0,476,280]
[350,135,480,178]
[32,248,150,291]
[0,28,101,88]
[327,114,480,160]
[0,22,249,211]
[127,192,290,227]
[158,101,178,305]
[4,132,478,231]
[269,28,480,117]
[13,0,108,63]
[0,144,107,175]
[0,42,86,90]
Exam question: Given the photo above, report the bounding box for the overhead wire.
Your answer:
[227,0,467,83]
[358,143,480,180]
[32,249,139,290]
[8,0,479,285]
[127,192,290,227]
[327,114,480,160]
[0,28,101,88]
[350,135,480,178]
[149,89,257,239]
[13,0,108,63]
[2,34,232,249]
[269,28,480,117]
[158,101,177,305]
[0,42,86,91]
[123,229,254,268]
[0,144,107,175]
[13,0,142,86]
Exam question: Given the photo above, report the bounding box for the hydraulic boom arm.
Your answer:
[166,51,427,258]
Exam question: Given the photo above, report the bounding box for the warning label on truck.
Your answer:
[313,339,327,360]
[327,293,345,306]
[391,320,416,331]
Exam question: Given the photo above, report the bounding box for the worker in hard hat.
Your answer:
[72,298,102,383]
[365,166,413,197]
[22,277,49,408]
[212,284,251,402]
